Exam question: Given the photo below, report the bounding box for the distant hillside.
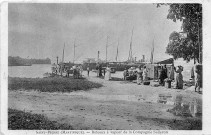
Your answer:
[8,56,51,66]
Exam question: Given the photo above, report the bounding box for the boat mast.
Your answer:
[62,43,65,63]
[116,38,119,62]
[61,43,65,76]
[73,38,76,64]
[128,27,134,62]
[56,56,58,65]
[106,36,108,64]
[150,38,155,64]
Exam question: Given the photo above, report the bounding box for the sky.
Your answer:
[9,3,182,63]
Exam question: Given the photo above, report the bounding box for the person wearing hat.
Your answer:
[174,65,183,89]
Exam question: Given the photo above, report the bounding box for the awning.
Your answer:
[156,58,174,64]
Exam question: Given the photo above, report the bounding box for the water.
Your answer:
[157,93,202,118]
[157,93,174,105]
[65,91,201,118]
[8,64,125,79]
[9,64,52,78]
[8,60,193,81]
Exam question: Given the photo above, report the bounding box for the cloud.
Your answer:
[69,15,108,27]
[8,3,182,61]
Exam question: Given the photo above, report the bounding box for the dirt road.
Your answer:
[8,74,202,130]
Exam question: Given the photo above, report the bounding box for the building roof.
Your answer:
[156,58,174,64]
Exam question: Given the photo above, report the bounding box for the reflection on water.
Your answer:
[69,92,202,118]
[157,94,174,105]
[186,98,202,117]
[65,92,202,118]
[158,94,203,118]
[9,64,52,78]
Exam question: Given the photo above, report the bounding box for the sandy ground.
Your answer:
[8,72,202,130]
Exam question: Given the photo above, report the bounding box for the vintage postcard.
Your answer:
[1,0,211,135]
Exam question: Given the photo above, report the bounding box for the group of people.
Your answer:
[52,62,202,92]
[159,64,184,89]
[95,64,112,80]
[72,65,83,79]
[136,66,148,85]
[51,63,59,75]
[95,64,105,77]
[51,64,84,79]
[123,65,148,85]
[122,64,185,89]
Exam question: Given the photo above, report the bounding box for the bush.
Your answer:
[8,108,73,130]
[8,77,102,92]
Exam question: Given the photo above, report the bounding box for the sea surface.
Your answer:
[8,64,52,78]
[8,59,194,80]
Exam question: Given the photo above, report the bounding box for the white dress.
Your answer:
[104,67,111,80]
[142,68,148,81]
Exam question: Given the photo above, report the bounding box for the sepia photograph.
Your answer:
[1,1,210,134]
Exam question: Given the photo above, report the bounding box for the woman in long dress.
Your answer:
[104,66,111,81]
[142,66,148,82]
[79,65,83,78]
[174,66,183,89]
[136,66,142,85]
[159,66,168,86]
[73,65,77,79]
[193,64,202,92]
[169,64,175,80]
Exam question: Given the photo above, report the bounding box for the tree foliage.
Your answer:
[8,56,51,66]
[158,4,202,63]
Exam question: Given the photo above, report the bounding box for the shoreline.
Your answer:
[8,75,202,130]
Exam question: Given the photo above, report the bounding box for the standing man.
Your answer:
[99,64,102,77]
[159,65,168,86]
[193,64,202,92]
[103,68,106,76]
[87,66,90,77]
[96,63,99,77]
[163,65,168,79]
[123,68,128,80]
